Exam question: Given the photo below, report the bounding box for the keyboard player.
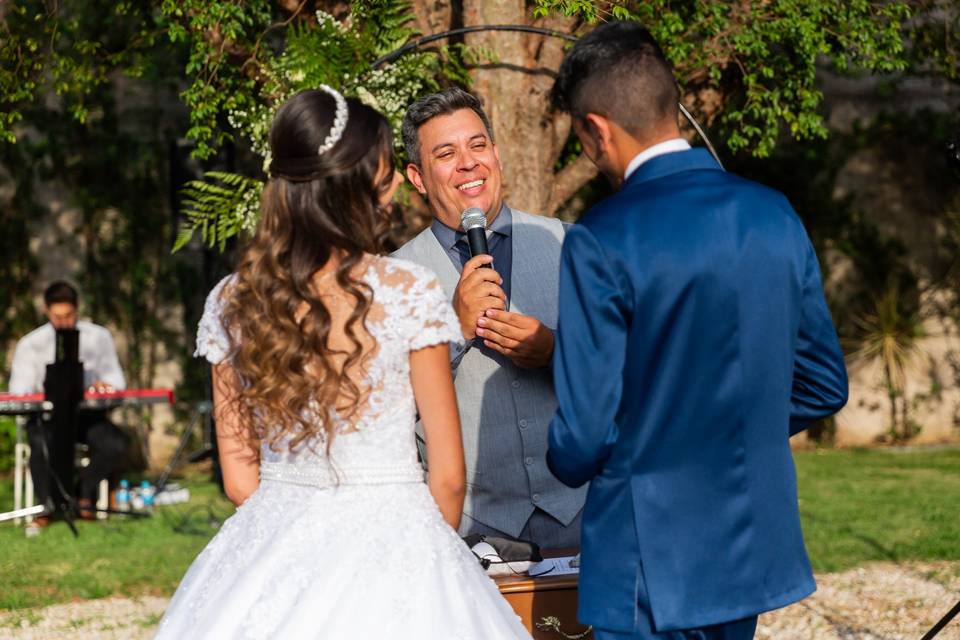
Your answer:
[8,281,130,525]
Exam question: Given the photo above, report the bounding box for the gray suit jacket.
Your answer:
[393,208,587,537]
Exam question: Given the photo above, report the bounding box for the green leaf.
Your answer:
[173,171,262,253]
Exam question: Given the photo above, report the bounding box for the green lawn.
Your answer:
[0,475,234,610]
[797,447,960,572]
[0,448,958,610]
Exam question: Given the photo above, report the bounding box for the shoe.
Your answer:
[24,516,50,537]
[78,499,97,521]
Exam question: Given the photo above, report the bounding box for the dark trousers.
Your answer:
[27,411,130,507]
[594,617,757,640]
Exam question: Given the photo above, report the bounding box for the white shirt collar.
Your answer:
[623,138,691,182]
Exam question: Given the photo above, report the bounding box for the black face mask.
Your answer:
[461,533,542,569]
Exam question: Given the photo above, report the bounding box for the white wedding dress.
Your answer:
[156,257,531,640]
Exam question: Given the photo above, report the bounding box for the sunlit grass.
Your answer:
[0,448,958,610]
[795,447,960,572]
[0,472,233,610]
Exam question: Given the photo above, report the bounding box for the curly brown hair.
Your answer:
[220,89,395,453]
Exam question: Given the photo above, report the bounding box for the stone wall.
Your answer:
[821,70,960,445]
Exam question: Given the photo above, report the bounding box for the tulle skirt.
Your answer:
[155,480,531,639]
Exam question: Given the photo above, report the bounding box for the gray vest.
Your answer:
[393,208,587,537]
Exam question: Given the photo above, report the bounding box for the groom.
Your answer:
[546,21,848,640]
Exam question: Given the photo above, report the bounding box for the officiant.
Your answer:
[393,88,586,548]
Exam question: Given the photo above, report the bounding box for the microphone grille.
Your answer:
[460,208,487,231]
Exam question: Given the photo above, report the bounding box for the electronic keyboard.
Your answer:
[0,388,174,415]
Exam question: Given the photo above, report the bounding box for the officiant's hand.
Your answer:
[476,309,555,369]
[453,254,507,340]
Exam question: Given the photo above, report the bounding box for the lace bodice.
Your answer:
[195,256,462,482]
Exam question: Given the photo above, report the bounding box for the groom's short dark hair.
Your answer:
[551,21,679,138]
[401,87,495,166]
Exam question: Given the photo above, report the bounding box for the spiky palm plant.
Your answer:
[849,287,924,441]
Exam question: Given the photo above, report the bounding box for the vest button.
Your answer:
[525,457,534,466]
[532,493,541,503]
[511,380,521,388]
[519,419,528,428]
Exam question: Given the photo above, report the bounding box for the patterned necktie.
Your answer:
[455,232,499,270]
[454,235,473,270]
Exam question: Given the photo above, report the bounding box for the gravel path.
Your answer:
[0,562,957,639]
[757,562,960,640]
[0,596,166,640]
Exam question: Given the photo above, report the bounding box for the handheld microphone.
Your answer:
[460,207,490,267]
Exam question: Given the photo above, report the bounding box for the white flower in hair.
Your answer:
[317,84,349,156]
[355,86,380,111]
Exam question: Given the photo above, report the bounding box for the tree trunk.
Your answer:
[406,3,727,218]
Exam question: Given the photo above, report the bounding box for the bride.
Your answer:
[156,87,531,639]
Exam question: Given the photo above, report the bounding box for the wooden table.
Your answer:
[494,549,593,639]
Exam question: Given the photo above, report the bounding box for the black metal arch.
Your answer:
[372,24,724,169]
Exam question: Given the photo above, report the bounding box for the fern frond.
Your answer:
[172,171,263,253]
[354,0,419,57]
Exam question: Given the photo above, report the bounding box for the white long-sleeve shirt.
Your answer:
[8,320,126,394]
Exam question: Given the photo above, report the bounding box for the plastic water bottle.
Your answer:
[116,479,130,512]
[140,480,156,512]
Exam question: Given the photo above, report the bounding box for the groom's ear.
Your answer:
[406,163,428,195]
[584,113,614,157]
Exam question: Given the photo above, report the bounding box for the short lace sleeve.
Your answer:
[382,259,463,352]
[408,275,462,351]
[195,275,236,365]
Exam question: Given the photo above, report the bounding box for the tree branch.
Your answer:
[277,0,304,13]
[547,153,598,216]
[241,0,312,78]
[529,12,578,68]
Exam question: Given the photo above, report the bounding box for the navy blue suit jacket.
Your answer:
[547,148,848,633]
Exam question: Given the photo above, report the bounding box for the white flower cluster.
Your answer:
[236,181,264,233]
[217,12,446,231]
[315,10,347,32]
[354,86,380,111]
[227,102,276,158]
[354,63,431,147]
[362,67,417,115]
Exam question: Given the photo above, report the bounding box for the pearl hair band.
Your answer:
[317,84,349,155]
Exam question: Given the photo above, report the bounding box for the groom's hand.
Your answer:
[476,309,555,369]
[452,254,507,340]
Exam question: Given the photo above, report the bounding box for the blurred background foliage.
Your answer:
[0,0,958,453]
